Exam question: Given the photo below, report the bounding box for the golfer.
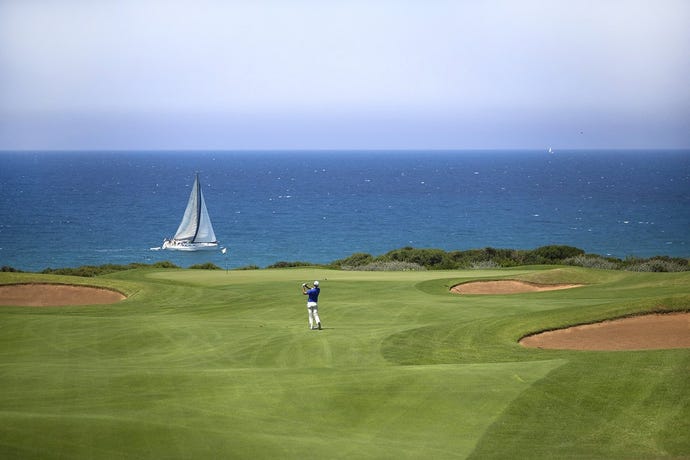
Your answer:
[301,281,322,330]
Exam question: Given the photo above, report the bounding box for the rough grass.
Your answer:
[0,266,688,459]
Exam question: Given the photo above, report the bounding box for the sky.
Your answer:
[1,0,688,150]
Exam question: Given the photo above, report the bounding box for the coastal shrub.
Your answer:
[1,266,22,272]
[346,261,426,271]
[470,260,501,270]
[525,245,585,264]
[188,262,221,270]
[347,245,593,270]
[377,247,453,269]
[479,248,525,267]
[643,256,689,268]
[563,255,619,270]
[29,247,687,275]
[446,249,474,268]
[445,247,526,269]
[624,258,689,272]
[42,265,115,277]
[40,262,180,277]
[332,252,374,268]
[266,261,313,269]
[152,261,180,269]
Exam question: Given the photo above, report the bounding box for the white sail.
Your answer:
[162,173,219,251]
[174,176,201,241]
[194,187,217,243]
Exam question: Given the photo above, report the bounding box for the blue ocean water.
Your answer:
[1,150,688,272]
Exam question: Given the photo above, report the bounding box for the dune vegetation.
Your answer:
[0,265,688,459]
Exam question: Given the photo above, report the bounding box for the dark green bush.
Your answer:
[40,261,180,277]
[188,262,221,270]
[152,261,179,269]
[1,266,22,272]
[525,245,585,264]
[332,252,374,268]
[26,247,685,276]
[376,247,453,269]
[345,261,426,271]
[624,258,689,272]
[266,261,313,269]
[563,255,619,270]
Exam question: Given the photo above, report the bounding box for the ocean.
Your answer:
[1,150,688,272]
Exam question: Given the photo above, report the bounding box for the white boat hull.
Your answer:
[162,240,219,251]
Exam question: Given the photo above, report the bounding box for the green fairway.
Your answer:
[0,267,688,459]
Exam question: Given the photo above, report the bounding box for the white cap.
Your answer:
[313,280,319,286]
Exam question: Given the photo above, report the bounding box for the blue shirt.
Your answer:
[306,287,320,303]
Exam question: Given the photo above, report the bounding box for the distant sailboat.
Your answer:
[548,147,554,154]
[161,173,219,251]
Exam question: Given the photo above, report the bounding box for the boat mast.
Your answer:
[192,173,202,243]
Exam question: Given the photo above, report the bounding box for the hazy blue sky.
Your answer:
[1,0,688,150]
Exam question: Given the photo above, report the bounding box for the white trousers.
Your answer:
[307,303,320,327]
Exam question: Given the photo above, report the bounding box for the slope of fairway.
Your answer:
[1,267,688,459]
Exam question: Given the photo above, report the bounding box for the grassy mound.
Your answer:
[0,267,688,459]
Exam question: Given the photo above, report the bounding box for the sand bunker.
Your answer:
[520,312,690,351]
[0,283,126,306]
[451,280,583,295]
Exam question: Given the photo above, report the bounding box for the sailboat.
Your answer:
[161,173,219,251]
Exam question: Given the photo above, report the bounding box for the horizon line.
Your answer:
[1,147,689,154]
